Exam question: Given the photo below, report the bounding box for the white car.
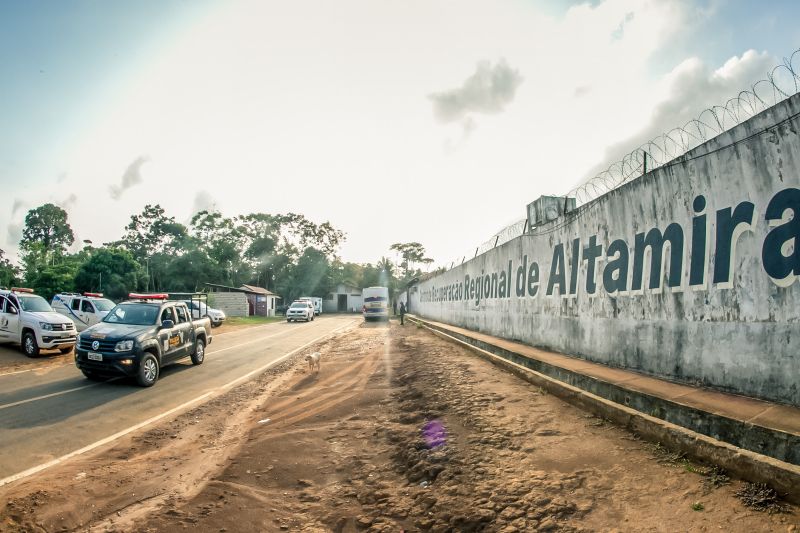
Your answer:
[298,296,322,316]
[183,300,226,327]
[51,292,115,332]
[0,288,77,356]
[286,300,314,322]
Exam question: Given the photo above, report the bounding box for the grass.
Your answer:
[691,502,704,511]
[224,316,285,326]
[735,482,790,514]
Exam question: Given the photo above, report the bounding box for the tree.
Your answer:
[118,204,187,261]
[0,249,19,288]
[20,203,75,254]
[390,242,433,278]
[74,248,142,301]
[280,248,333,302]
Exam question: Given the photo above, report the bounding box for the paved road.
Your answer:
[0,315,359,482]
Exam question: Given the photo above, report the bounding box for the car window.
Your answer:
[18,295,52,312]
[0,296,6,313]
[94,299,114,312]
[81,300,94,313]
[104,304,159,325]
[175,306,188,323]
[71,298,81,311]
[161,307,175,323]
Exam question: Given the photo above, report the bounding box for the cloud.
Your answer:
[58,193,78,212]
[11,199,26,216]
[109,156,149,200]
[429,59,523,124]
[576,49,774,186]
[191,190,217,216]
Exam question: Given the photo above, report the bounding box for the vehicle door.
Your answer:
[81,299,100,328]
[158,306,184,362]
[173,305,195,355]
[0,296,11,341]
[70,297,89,331]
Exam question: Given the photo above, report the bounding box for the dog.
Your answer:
[305,351,321,373]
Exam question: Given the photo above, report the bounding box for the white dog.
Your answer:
[305,351,321,372]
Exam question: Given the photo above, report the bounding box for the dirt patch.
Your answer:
[1,321,797,532]
[0,343,73,375]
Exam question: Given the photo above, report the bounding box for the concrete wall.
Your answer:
[410,93,800,406]
[210,292,248,318]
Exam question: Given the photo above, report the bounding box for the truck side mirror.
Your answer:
[8,306,17,315]
[161,319,175,329]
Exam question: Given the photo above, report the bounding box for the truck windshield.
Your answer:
[17,295,53,313]
[93,299,115,312]
[103,303,159,325]
[290,302,307,308]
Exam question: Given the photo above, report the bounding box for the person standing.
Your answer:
[393,299,397,316]
[399,301,406,326]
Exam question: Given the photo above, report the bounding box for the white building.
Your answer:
[322,283,363,313]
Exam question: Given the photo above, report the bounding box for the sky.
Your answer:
[1,0,799,269]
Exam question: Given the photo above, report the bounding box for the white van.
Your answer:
[362,287,389,321]
[51,292,115,332]
[0,288,77,356]
[299,296,322,316]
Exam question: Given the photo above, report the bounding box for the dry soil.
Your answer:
[1,321,797,532]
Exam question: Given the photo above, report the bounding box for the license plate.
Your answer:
[87,352,103,361]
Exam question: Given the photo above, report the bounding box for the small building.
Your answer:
[205,283,281,317]
[240,284,280,317]
[323,283,363,313]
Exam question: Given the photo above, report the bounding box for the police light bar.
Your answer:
[128,293,169,300]
[11,287,34,293]
[83,292,104,298]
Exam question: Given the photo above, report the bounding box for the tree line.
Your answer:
[0,203,436,305]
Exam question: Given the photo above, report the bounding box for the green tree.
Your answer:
[0,249,19,288]
[190,210,245,285]
[23,256,79,300]
[280,248,333,302]
[118,204,188,261]
[74,248,141,301]
[20,203,75,254]
[390,242,433,278]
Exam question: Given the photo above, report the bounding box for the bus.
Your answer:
[362,286,389,321]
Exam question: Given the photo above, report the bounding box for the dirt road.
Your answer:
[1,321,796,532]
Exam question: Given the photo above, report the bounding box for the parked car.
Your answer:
[286,300,314,322]
[51,292,115,332]
[182,300,226,327]
[298,296,322,316]
[0,288,77,356]
[74,293,212,387]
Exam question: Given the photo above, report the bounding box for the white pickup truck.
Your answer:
[0,288,77,356]
[52,292,115,332]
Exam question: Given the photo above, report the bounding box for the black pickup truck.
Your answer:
[75,294,212,386]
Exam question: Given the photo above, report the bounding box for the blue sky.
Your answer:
[1,0,799,266]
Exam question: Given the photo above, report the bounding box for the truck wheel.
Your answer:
[191,338,205,365]
[22,332,40,357]
[59,346,73,355]
[136,354,159,387]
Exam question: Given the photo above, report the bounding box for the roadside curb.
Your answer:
[409,316,800,504]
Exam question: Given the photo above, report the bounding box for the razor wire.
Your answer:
[439,48,800,272]
[567,48,800,205]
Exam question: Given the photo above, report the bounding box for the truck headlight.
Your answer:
[115,340,134,352]
[39,322,53,331]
